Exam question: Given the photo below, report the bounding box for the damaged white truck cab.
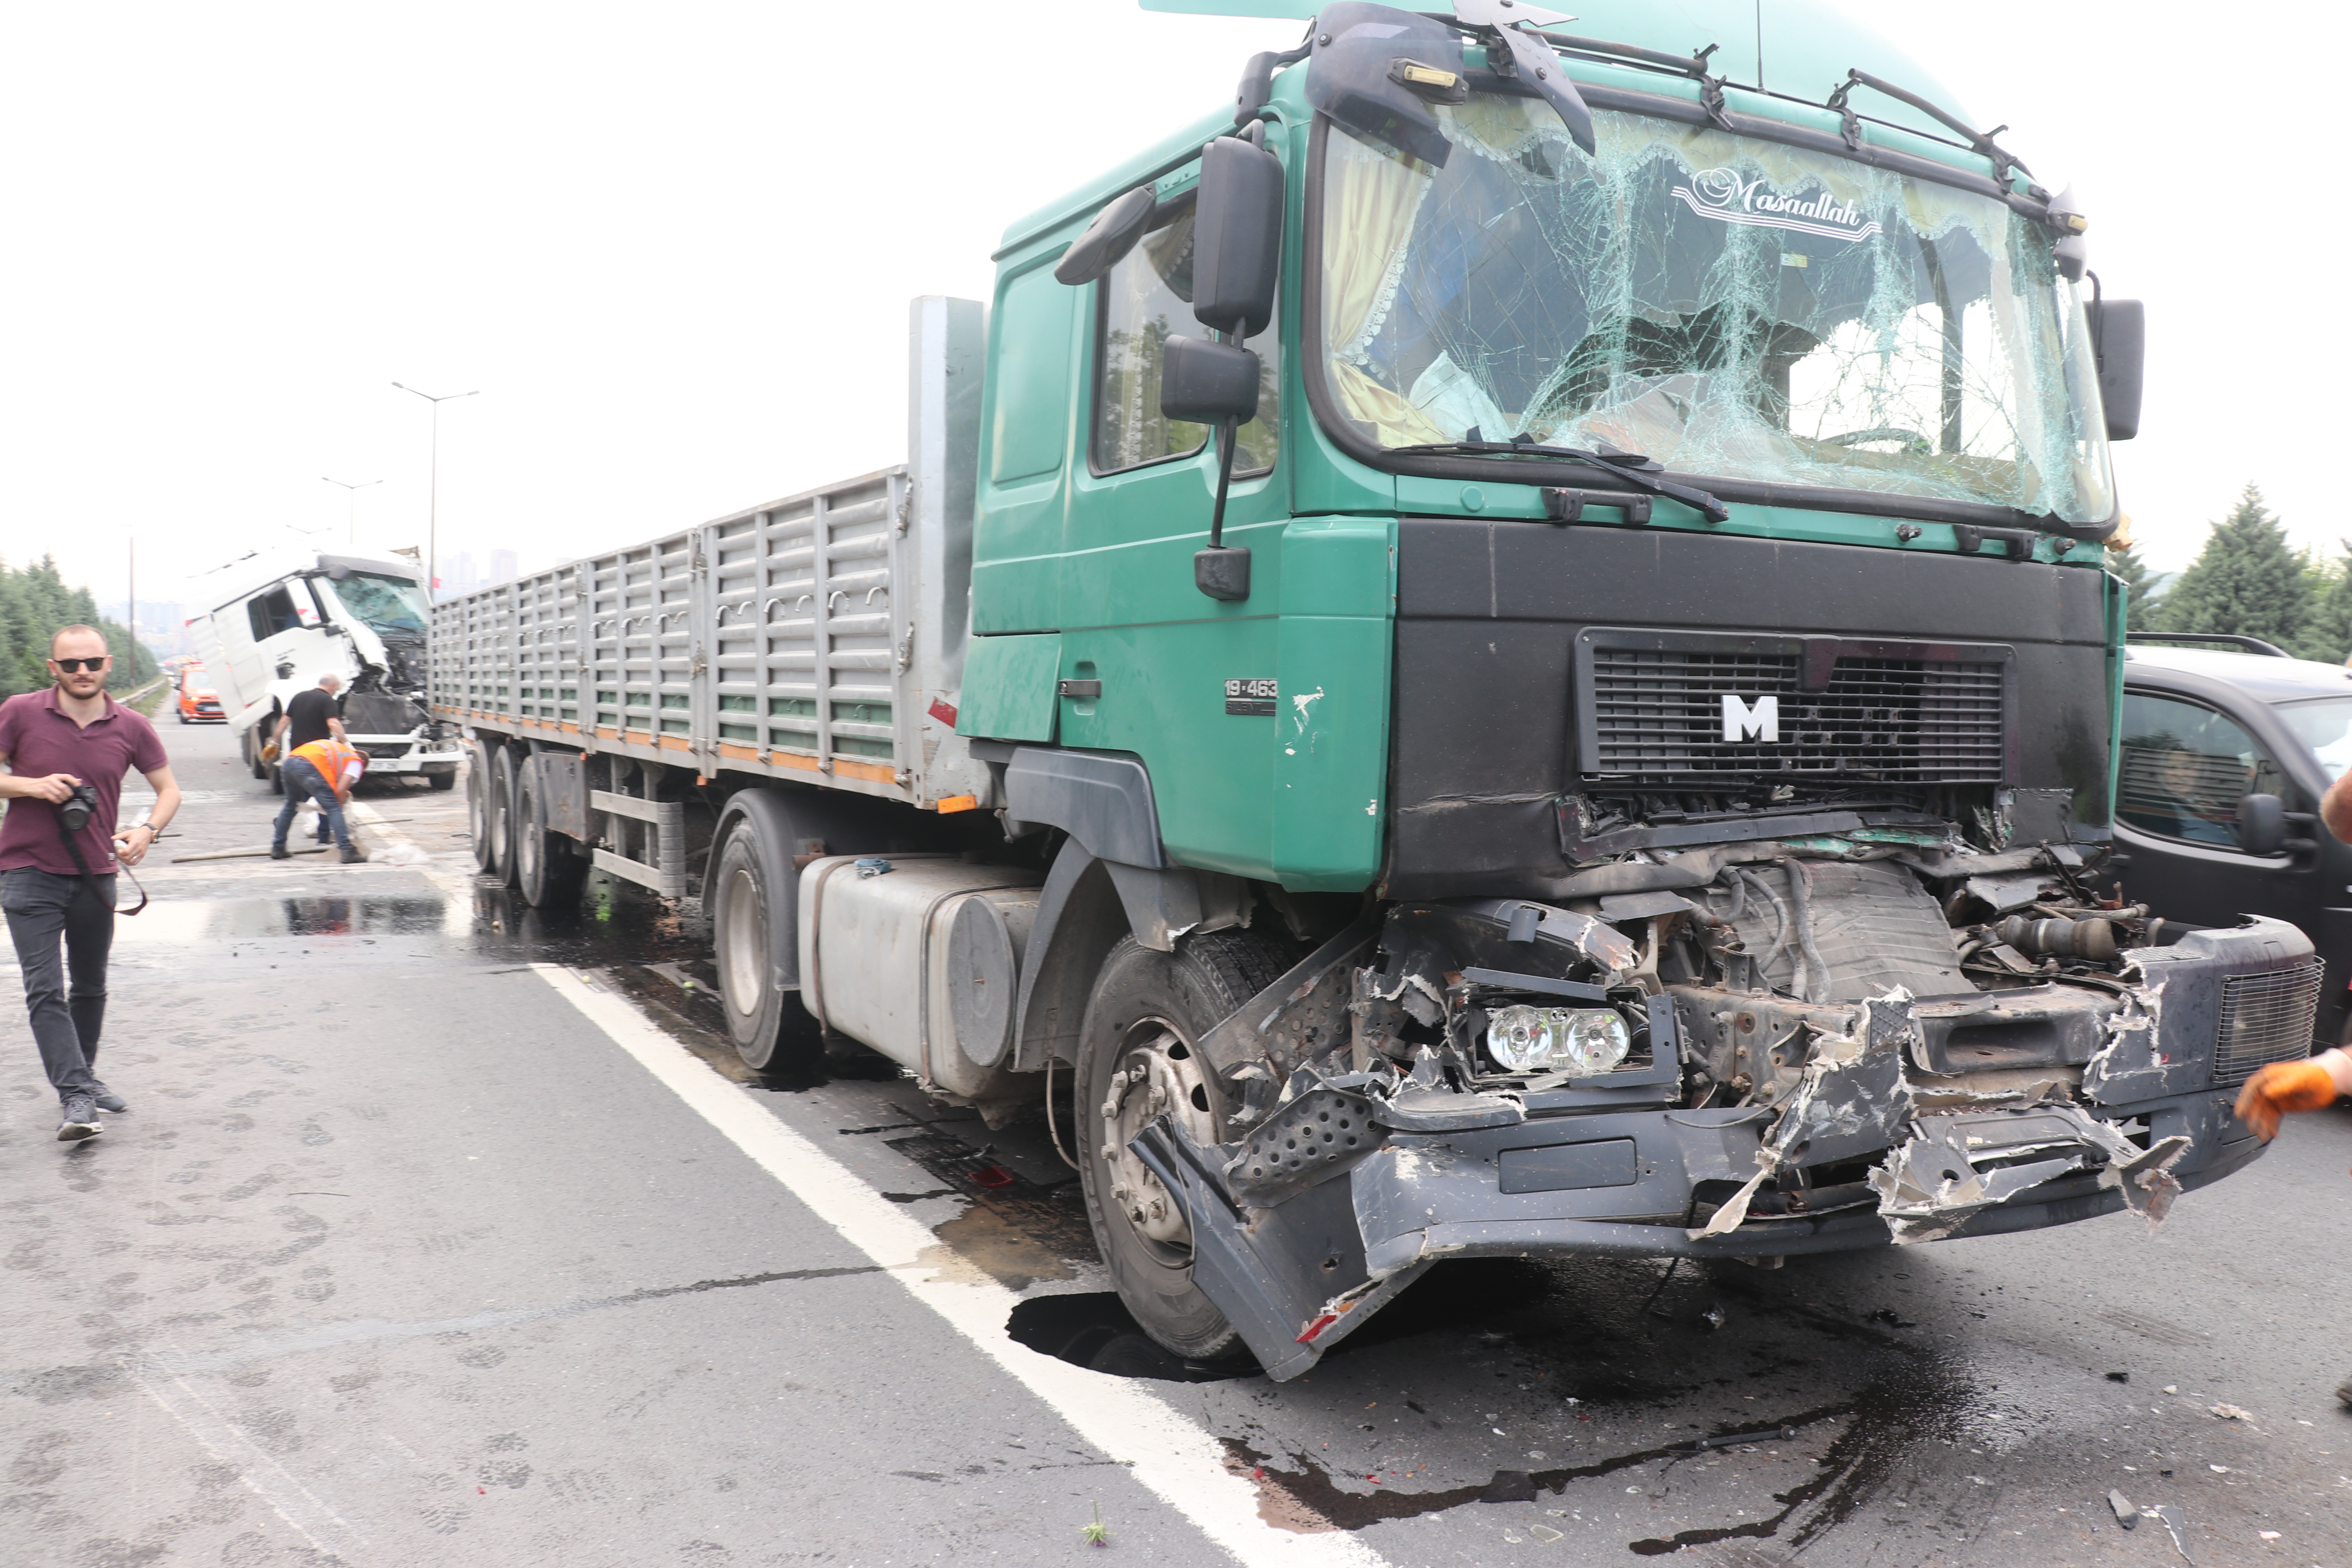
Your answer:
[186,549,463,790]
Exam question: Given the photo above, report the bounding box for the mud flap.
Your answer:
[1127,1116,1429,1381]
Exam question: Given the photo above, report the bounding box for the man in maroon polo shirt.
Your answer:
[0,625,180,1142]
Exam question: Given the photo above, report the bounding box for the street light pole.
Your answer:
[391,383,479,599]
[322,476,384,547]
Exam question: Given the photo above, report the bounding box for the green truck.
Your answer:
[434,0,2318,1379]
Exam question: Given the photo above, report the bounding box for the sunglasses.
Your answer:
[51,657,111,673]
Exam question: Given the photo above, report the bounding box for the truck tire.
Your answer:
[428,770,456,792]
[245,729,268,780]
[465,743,498,873]
[1076,929,1295,1362]
[710,807,824,1074]
[487,744,521,887]
[513,753,587,911]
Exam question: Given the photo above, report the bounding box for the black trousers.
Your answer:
[2,867,114,1102]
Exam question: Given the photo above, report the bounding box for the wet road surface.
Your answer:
[6,713,2352,1566]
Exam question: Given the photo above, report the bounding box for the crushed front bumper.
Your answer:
[1132,915,2310,1381]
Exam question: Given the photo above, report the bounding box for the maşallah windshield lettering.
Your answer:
[1318,97,2115,521]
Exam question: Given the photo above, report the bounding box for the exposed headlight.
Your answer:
[1485,1005,1631,1076]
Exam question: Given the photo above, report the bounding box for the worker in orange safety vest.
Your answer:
[269,736,369,864]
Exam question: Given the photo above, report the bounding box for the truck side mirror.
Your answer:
[1159,335,1260,426]
[1053,186,1158,287]
[1191,136,1283,340]
[2237,791,2286,855]
[2086,297,2143,441]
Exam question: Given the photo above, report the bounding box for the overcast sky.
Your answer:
[2,1,2337,622]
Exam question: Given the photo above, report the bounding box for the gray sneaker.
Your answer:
[93,1090,128,1114]
[340,845,368,864]
[269,843,290,860]
[58,1096,101,1142]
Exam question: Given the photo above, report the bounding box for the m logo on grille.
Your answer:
[1721,693,1780,743]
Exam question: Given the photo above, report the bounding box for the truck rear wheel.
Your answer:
[513,755,588,910]
[1076,929,1294,1362]
[465,744,497,873]
[711,811,824,1074]
[487,744,521,887]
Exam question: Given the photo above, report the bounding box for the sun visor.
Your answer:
[1303,3,1466,169]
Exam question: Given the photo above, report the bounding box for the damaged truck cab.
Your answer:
[957,2,2316,1377]
[433,1,2320,1385]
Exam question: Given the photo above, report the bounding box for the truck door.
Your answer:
[1057,182,1287,873]
[2114,689,2305,936]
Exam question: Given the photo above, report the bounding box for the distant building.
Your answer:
[490,549,518,584]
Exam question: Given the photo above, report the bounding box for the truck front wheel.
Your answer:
[711,811,824,1075]
[1076,930,1293,1362]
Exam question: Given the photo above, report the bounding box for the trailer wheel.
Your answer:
[427,770,456,791]
[464,743,498,873]
[513,754,587,910]
[1076,929,1295,1362]
[487,744,521,887]
[711,810,824,1074]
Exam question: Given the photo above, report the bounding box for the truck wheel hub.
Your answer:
[1099,1020,1216,1254]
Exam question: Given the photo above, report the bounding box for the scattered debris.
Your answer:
[1479,1470,1539,1504]
[2209,1465,2229,1474]
[2144,1501,2192,1561]
[2258,1530,2281,1540]
[2164,1385,2180,1394]
[375,841,431,866]
[2210,1404,2254,1423]
[1529,1524,1563,1542]
[2109,1489,2139,1527]
[2107,1371,2131,1384]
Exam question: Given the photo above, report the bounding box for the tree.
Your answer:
[0,555,160,698]
[2104,541,2166,633]
[2158,485,2311,652]
[2296,541,2352,664]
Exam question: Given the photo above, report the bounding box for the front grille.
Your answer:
[360,742,413,760]
[2212,958,2324,1085]
[1586,645,2005,782]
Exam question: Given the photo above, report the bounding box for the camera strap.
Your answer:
[54,812,148,917]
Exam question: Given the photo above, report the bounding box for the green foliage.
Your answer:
[2296,540,2352,665]
[2102,541,2165,633]
[0,555,161,699]
[2157,486,2312,652]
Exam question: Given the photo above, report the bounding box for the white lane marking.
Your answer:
[137,1368,368,1557]
[532,963,1390,1568]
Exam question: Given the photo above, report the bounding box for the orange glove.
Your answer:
[2234,1059,2339,1142]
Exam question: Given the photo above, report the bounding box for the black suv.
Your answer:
[2113,636,2352,1048]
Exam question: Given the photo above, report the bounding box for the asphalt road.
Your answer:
[5,710,2352,1568]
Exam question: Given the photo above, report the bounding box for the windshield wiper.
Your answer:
[1386,439,1732,523]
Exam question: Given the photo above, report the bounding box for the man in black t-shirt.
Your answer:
[274,674,346,753]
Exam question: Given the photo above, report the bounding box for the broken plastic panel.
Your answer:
[1317,97,2114,519]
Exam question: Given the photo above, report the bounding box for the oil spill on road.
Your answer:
[1008,1293,1256,1384]
[111,880,703,971]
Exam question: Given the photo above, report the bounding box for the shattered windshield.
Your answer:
[1317,97,2115,521]
[325,572,429,640]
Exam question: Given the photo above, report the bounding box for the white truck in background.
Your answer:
[185,548,465,791]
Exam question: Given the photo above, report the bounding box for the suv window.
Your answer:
[2118,691,2287,850]
[245,587,302,642]
[1091,193,1279,476]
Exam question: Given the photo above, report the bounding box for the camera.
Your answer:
[57,782,100,834]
